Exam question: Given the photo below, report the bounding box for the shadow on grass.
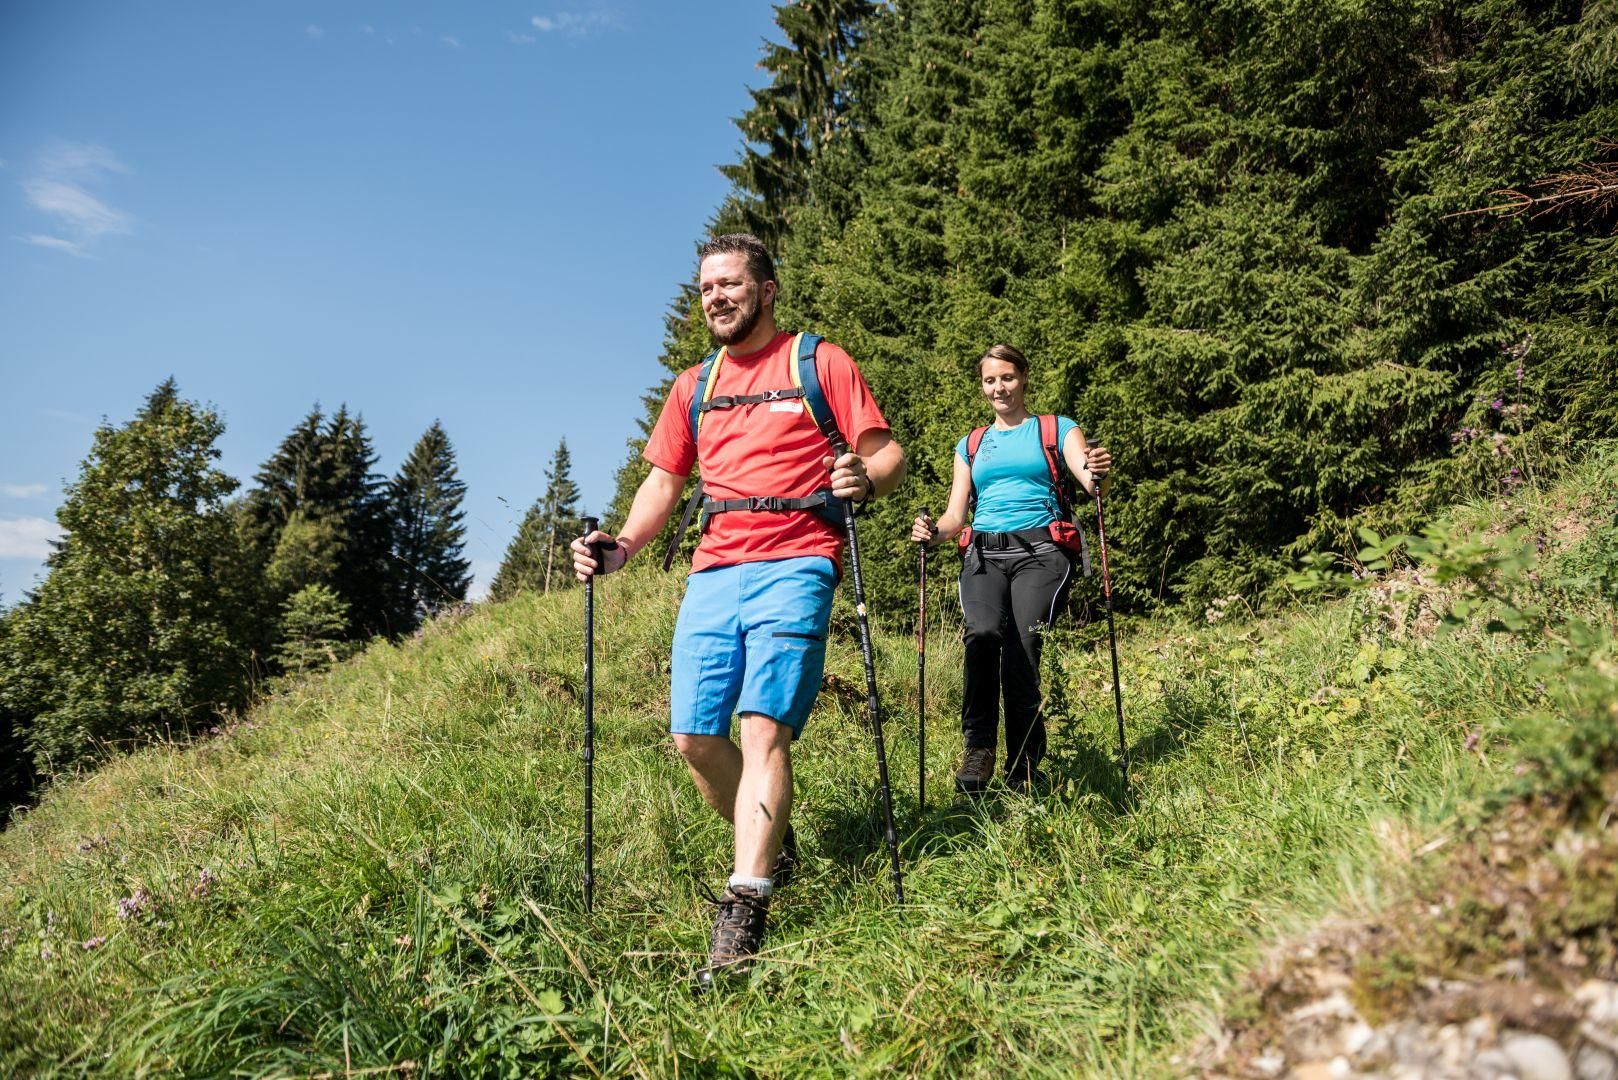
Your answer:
[1045,733,1134,813]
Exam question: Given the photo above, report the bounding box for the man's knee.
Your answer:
[738,712,793,759]
[673,732,730,767]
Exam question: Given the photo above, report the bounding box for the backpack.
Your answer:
[958,414,1092,574]
[661,332,848,571]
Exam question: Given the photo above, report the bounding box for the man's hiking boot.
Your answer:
[772,824,799,890]
[692,884,769,993]
[955,746,996,795]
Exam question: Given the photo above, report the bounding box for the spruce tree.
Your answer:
[239,405,396,645]
[721,0,877,243]
[491,439,582,601]
[0,609,37,821]
[387,421,472,628]
[0,380,251,775]
[275,583,351,676]
[318,407,395,637]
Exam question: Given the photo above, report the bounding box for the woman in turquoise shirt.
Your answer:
[911,344,1112,793]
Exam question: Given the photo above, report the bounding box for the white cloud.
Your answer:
[16,140,131,257]
[531,11,621,37]
[37,142,126,178]
[23,180,125,235]
[507,30,536,44]
[0,517,62,560]
[440,35,464,48]
[305,24,324,38]
[0,484,48,499]
[362,24,375,35]
[466,559,500,602]
[20,233,88,256]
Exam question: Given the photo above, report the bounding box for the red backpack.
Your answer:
[958,414,1091,572]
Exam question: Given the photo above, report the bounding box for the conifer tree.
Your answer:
[275,583,351,676]
[0,380,251,775]
[491,439,582,601]
[240,405,396,644]
[721,0,876,243]
[0,609,36,820]
[387,421,471,628]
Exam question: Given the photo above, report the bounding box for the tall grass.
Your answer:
[2,449,1614,1076]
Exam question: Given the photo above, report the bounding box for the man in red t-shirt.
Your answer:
[572,233,905,989]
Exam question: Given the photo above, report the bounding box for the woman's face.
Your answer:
[979,358,1026,415]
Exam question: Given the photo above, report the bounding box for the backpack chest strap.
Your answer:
[696,386,807,412]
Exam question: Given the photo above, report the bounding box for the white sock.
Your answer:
[728,874,773,897]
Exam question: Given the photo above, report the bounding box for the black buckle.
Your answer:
[758,389,784,403]
[747,496,779,511]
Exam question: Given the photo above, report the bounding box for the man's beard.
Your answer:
[706,295,761,346]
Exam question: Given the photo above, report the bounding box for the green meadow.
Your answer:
[2,448,1614,1077]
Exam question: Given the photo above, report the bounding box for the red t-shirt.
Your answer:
[644,331,889,573]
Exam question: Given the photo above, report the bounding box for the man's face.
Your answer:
[699,252,774,346]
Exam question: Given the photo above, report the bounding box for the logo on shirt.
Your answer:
[770,401,804,413]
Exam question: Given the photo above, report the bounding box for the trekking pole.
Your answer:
[581,515,600,912]
[1092,479,1128,790]
[916,508,930,810]
[836,446,904,903]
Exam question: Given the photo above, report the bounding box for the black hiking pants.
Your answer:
[958,543,1074,780]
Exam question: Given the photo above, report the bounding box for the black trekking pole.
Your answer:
[836,447,904,903]
[581,515,600,912]
[916,508,930,811]
[1092,479,1128,790]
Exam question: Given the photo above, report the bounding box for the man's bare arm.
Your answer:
[571,464,688,579]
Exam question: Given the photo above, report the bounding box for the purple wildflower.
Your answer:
[1490,398,1503,411]
[117,888,150,921]
[82,936,106,951]
[1464,728,1481,751]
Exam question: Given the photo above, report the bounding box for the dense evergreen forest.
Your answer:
[615,0,1618,617]
[0,384,479,805]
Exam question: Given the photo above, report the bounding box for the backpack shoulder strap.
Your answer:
[963,425,990,509]
[687,347,725,443]
[1039,414,1074,519]
[965,425,990,464]
[787,332,842,448]
[667,349,722,572]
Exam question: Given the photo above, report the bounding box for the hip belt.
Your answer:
[969,527,1058,552]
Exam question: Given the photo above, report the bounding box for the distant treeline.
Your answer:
[613,0,1618,616]
[0,380,582,815]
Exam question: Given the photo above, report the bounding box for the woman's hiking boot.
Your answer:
[772,824,798,890]
[954,746,995,795]
[692,883,770,993]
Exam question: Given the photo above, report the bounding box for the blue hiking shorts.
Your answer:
[670,556,837,740]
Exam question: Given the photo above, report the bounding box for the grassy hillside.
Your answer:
[2,449,1615,1077]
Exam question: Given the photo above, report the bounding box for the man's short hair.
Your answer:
[698,233,777,288]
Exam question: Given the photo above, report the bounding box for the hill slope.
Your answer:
[2,449,1615,1077]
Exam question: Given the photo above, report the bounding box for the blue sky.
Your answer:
[0,2,785,601]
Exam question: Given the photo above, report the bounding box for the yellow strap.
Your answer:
[695,347,727,438]
[786,332,819,427]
